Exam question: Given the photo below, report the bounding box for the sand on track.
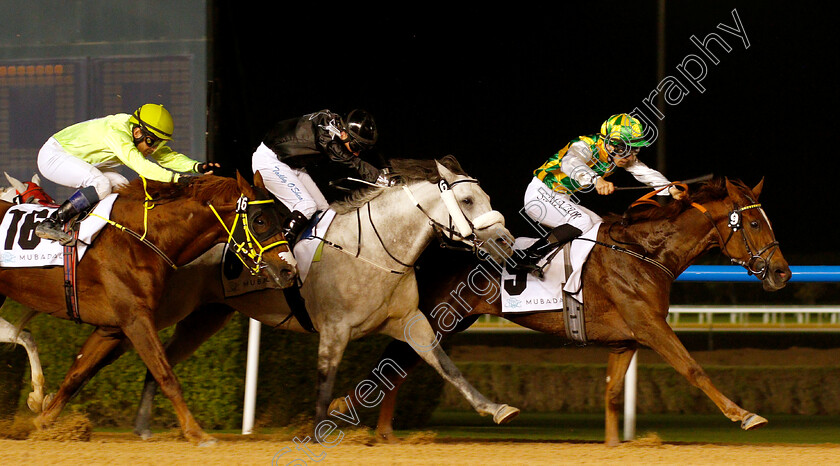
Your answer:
[1,434,839,466]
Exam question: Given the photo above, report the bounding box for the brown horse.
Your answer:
[330,177,791,445]
[0,173,296,445]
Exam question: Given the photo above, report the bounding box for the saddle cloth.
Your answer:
[0,194,118,268]
[221,209,336,298]
[501,222,600,313]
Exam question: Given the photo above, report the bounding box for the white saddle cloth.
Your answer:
[0,194,118,268]
[293,209,336,283]
[501,222,600,313]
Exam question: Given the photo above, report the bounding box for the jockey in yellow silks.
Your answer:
[34,104,219,245]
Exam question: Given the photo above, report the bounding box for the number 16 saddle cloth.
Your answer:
[0,194,118,268]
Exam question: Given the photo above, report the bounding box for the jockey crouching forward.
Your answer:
[35,104,219,245]
[252,109,395,244]
[516,113,686,273]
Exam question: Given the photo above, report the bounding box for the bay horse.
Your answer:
[0,172,296,445]
[329,177,791,446]
[128,156,521,439]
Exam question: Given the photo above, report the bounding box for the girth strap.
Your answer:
[62,224,82,324]
[561,243,586,343]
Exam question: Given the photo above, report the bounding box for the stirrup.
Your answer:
[35,221,73,245]
[509,252,547,278]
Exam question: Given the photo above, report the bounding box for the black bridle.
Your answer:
[692,201,780,280]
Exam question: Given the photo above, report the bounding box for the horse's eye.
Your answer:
[461,197,473,206]
[750,221,759,229]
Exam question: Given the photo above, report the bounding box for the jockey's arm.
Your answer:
[102,133,181,182]
[151,146,206,174]
[560,142,606,193]
[624,159,685,199]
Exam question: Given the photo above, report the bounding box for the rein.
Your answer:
[311,177,504,274]
[606,182,780,281]
[579,237,676,279]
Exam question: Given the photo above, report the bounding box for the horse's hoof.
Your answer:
[26,392,44,413]
[197,436,218,447]
[328,397,349,415]
[741,413,768,430]
[133,428,153,440]
[376,431,399,444]
[492,404,520,425]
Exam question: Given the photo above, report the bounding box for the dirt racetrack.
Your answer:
[2,434,839,465]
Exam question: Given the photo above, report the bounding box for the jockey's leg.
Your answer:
[253,143,329,245]
[514,180,597,274]
[36,138,114,244]
[34,186,99,244]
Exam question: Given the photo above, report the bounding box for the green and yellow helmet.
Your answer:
[599,113,648,147]
[129,104,174,140]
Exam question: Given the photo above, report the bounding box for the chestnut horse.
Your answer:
[0,173,296,445]
[0,173,55,414]
[330,177,791,445]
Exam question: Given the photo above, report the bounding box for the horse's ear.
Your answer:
[253,170,265,189]
[435,160,456,184]
[235,171,254,196]
[751,178,764,200]
[724,177,741,201]
[4,172,25,193]
[32,173,41,185]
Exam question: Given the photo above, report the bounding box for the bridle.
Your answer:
[209,195,290,275]
[401,178,505,255]
[603,182,779,281]
[691,201,780,280]
[313,177,505,274]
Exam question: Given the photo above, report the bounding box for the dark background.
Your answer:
[209,1,836,263]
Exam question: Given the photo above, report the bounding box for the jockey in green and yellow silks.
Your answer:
[516,113,686,275]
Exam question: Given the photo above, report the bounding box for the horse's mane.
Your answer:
[604,177,749,225]
[331,155,468,214]
[114,175,241,205]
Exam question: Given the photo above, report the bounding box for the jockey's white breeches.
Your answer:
[37,137,128,200]
[522,177,602,235]
[252,143,328,219]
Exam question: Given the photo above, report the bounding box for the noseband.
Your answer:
[317,178,506,274]
[402,178,504,254]
[692,202,780,279]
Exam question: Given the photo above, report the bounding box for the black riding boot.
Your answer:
[511,224,583,276]
[35,186,99,245]
[282,210,309,245]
